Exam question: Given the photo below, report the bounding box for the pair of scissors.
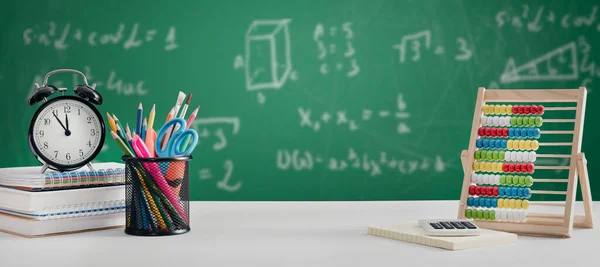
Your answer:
[156,118,198,157]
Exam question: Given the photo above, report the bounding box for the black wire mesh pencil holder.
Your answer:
[122,156,191,236]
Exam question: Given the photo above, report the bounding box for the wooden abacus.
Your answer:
[457,87,593,238]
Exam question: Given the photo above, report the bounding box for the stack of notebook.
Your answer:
[0,162,126,237]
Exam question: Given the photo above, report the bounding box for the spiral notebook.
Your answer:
[0,162,125,191]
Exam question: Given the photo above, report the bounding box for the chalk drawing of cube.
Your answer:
[245,19,292,91]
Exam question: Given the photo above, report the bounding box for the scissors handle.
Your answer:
[173,130,198,156]
[156,118,186,157]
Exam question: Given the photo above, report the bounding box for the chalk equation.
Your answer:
[499,36,599,88]
[27,66,148,100]
[392,30,473,63]
[23,22,178,51]
[198,159,242,192]
[496,5,599,32]
[298,93,410,134]
[234,19,298,105]
[191,117,242,192]
[277,148,446,177]
[314,22,360,77]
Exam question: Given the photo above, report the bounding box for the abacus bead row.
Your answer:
[473,162,535,174]
[468,185,532,199]
[477,127,541,139]
[497,198,530,209]
[465,209,528,222]
[467,197,498,208]
[481,115,543,127]
[476,139,539,151]
[471,174,533,187]
[482,104,545,116]
[475,150,536,162]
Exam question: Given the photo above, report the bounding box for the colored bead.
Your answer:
[505,175,512,185]
[526,128,533,138]
[514,128,521,138]
[495,105,501,114]
[517,117,523,126]
[502,128,509,137]
[519,140,526,150]
[483,210,490,220]
[493,186,499,196]
[511,187,518,197]
[508,128,515,137]
[502,163,510,173]
[500,140,507,149]
[494,174,501,184]
[486,162,493,172]
[508,199,515,209]
[489,128,496,137]
[518,176,525,186]
[498,187,505,197]
[500,175,506,184]
[467,197,474,206]
[475,150,481,160]
[488,116,495,126]
[491,199,498,208]
[507,210,514,221]
[518,105,525,114]
[477,210,483,219]
[473,198,479,207]
[519,210,527,222]
[517,188,524,197]
[473,162,480,172]
[516,199,522,209]
[485,151,493,160]
[522,200,530,209]
[510,117,517,126]
[523,117,530,126]
[532,141,539,151]
[496,162,504,172]
[537,105,544,115]
[514,164,521,173]
[525,140,532,150]
[498,198,504,208]
[511,105,518,114]
[505,187,511,197]
[481,127,487,136]
[495,140,502,149]
[484,139,490,148]
[508,163,515,173]
[519,128,526,138]
[499,151,505,161]
[535,117,542,127]
[524,105,531,114]
[475,186,481,195]
[507,140,514,150]
[469,185,476,195]
[526,163,534,174]
[485,198,491,208]
[525,176,533,187]
[492,116,499,126]
[466,209,472,218]
[506,105,513,114]
[476,139,483,148]
[490,210,496,220]
[486,186,493,196]
[528,117,536,126]
[530,105,538,114]
[516,152,523,162]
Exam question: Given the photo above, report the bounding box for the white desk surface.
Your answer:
[0,201,598,267]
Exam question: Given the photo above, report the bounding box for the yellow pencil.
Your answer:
[148,104,156,130]
[106,112,116,132]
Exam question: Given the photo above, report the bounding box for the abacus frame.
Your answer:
[457,87,593,238]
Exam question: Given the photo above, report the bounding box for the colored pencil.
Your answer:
[110,131,134,157]
[136,102,143,136]
[142,118,147,141]
[106,112,116,132]
[181,106,200,150]
[162,93,186,150]
[148,104,156,130]
[160,107,175,149]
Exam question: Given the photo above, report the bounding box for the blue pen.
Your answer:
[136,103,143,136]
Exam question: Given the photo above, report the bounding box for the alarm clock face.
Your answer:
[29,96,105,170]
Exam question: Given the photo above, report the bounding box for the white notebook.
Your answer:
[0,185,125,220]
[368,222,517,250]
[0,162,125,191]
[0,211,124,238]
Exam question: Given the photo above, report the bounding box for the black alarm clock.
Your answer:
[27,69,106,173]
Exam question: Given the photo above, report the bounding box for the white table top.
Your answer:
[0,201,598,267]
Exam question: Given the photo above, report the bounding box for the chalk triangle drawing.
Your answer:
[500,42,578,84]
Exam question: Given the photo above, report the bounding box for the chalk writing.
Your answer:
[23,23,178,51]
[392,30,473,63]
[277,148,446,177]
[191,117,240,151]
[198,159,242,192]
[496,5,599,32]
[234,19,297,105]
[298,93,410,134]
[500,36,600,88]
[27,66,148,100]
[314,22,360,77]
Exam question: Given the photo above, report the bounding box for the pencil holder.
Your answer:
[122,156,191,236]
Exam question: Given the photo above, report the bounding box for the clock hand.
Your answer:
[65,114,71,136]
[53,112,67,131]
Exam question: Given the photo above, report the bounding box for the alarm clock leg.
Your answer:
[87,162,96,172]
[40,163,49,174]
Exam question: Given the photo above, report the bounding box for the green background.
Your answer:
[0,0,597,201]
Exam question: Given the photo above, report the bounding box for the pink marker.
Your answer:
[131,134,189,223]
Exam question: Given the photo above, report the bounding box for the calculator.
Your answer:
[418,219,482,236]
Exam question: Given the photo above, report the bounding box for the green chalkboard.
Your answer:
[0,0,598,201]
